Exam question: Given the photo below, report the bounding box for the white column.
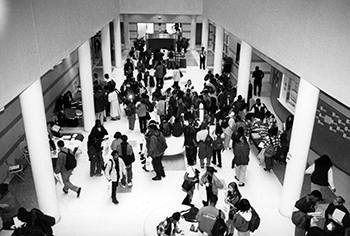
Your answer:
[19,79,60,221]
[190,15,197,50]
[113,15,122,68]
[280,78,320,217]
[213,25,224,75]
[101,23,112,76]
[78,40,95,132]
[123,14,130,50]
[236,41,252,100]
[201,16,209,51]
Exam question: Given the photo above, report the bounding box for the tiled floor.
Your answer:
[48,50,297,236]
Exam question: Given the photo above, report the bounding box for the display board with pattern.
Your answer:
[311,94,350,175]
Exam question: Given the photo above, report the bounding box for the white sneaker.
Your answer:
[128,182,133,187]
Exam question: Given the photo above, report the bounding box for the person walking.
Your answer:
[199,46,207,70]
[305,154,336,203]
[252,66,265,96]
[104,151,126,204]
[232,136,250,187]
[145,120,168,181]
[54,140,81,197]
[116,135,135,187]
[259,127,280,172]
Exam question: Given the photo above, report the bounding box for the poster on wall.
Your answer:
[311,92,350,175]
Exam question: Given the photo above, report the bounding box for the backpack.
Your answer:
[264,137,276,158]
[61,150,77,170]
[211,210,227,236]
[204,133,213,147]
[120,142,135,166]
[221,117,230,128]
[248,207,260,232]
[213,136,224,150]
[182,206,199,223]
[155,133,168,154]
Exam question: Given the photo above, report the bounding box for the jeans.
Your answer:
[212,149,222,165]
[61,170,79,193]
[151,155,165,178]
[111,177,120,200]
[138,116,147,133]
[185,146,197,165]
[126,165,133,183]
[128,114,136,130]
[235,165,247,184]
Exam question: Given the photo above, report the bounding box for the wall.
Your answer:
[119,0,203,15]
[0,0,120,109]
[0,50,79,183]
[203,0,350,108]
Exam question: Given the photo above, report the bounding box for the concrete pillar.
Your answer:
[213,25,224,75]
[201,16,209,51]
[190,15,197,50]
[113,15,122,68]
[101,23,112,76]
[280,78,320,217]
[236,41,252,100]
[78,40,95,132]
[19,79,60,222]
[123,14,130,50]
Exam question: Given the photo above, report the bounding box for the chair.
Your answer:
[5,160,25,181]
[19,140,31,165]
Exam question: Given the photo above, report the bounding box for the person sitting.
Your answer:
[171,117,184,137]
[157,212,183,236]
[324,196,350,236]
[16,207,55,236]
[0,183,21,229]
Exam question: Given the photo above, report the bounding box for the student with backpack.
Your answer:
[196,123,213,169]
[54,140,81,198]
[145,120,168,181]
[212,129,224,168]
[258,127,281,172]
[104,151,126,204]
[116,135,135,187]
[232,198,260,235]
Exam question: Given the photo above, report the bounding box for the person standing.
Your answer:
[293,190,323,236]
[199,46,207,70]
[104,151,126,204]
[232,199,253,236]
[225,182,242,236]
[233,136,250,187]
[183,120,198,166]
[252,66,265,96]
[54,140,81,197]
[182,164,199,206]
[196,124,213,169]
[172,65,181,88]
[223,113,236,150]
[93,85,107,125]
[305,154,336,203]
[154,61,166,89]
[259,127,280,172]
[145,121,168,181]
[135,99,148,134]
[199,166,224,206]
[108,87,121,121]
[116,135,135,187]
[124,100,136,132]
[87,135,104,177]
[212,131,224,168]
[324,196,350,236]
[196,195,225,235]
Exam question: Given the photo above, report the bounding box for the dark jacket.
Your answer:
[94,91,107,113]
[146,130,167,158]
[233,142,250,166]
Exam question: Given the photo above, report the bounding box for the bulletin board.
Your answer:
[311,92,350,175]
